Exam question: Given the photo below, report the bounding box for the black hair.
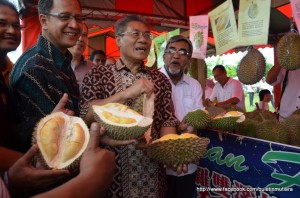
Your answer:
[213,65,226,72]
[38,0,82,14]
[259,89,271,101]
[114,15,150,37]
[0,0,19,16]
[90,50,106,61]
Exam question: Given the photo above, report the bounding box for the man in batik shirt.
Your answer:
[80,15,182,198]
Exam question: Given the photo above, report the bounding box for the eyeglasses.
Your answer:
[119,31,154,40]
[0,19,25,31]
[44,12,86,23]
[165,48,190,56]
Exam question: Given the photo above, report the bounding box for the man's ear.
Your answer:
[115,35,121,49]
[39,14,48,30]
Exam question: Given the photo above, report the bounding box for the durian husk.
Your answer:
[237,48,266,85]
[281,114,300,146]
[256,120,289,144]
[93,103,153,140]
[183,109,210,130]
[276,32,300,71]
[147,133,210,166]
[209,111,245,132]
[32,112,90,170]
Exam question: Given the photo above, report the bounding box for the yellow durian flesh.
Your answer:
[93,103,153,140]
[34,112,89,170]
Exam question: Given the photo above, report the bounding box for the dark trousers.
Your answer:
[165,172,197,198]
[248,92,254,106]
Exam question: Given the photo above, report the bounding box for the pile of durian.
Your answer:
[236,109,300,146]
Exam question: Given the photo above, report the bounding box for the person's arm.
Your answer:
[0,147,23,171]
[33,123,116,198]
[266,64,282,84]
[216,97,240,107]
[80,67,154,125]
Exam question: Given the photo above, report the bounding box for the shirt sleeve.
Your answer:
[194,81,204,110]
[80,67,108,118]
[231,80,244,102]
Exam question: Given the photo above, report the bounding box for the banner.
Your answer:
[208,0,238,55]
[290,0,300,31]
[196,130,300,197]
[153,29,180,68]
[190,15,209,59]
[145,41,156,67]
[238,0,271,46]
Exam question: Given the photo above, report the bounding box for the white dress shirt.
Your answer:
[209,78,246,111]
[271,68,300,120]
[160,66,204,176]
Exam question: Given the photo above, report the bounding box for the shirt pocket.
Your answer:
[184,96,194,112]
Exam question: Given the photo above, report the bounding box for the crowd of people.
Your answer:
[1,0,300,197]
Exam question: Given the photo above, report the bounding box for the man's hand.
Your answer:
[8,145,70,197]
[52,93,75,116]
[78,123,116,194]
[125,77,154,99]
[98,126,137,147]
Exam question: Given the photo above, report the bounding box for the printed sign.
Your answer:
[208,0,239,55]
[196,130,300,198]
[238,0,271,46]
[190,15,209,59]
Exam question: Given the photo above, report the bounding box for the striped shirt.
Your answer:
[8,35,80,153]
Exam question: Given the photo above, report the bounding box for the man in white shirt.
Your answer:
[208,65,245,111]
[160,35,204,198]
[266,64,300,121]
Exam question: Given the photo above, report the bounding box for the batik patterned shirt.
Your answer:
[8,35,80,153]
[80,59,179,198]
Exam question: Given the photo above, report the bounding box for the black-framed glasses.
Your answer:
[119,31,154,40]
[0,19,25,31]
[44,12,86,23]
[165,48,190,56]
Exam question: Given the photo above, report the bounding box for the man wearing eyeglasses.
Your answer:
[8,0,84,153]
[80,15,182,197]
[160,35,204,198]
[68,23,94,94]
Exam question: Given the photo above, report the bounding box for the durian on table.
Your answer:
[147,133,210,166]
[33,112,90,170]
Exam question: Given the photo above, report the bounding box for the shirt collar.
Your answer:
[37,35,72,70]
[115,58,148,73]
[160,65,188,85]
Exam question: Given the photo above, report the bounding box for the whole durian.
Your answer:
[237,47,266,85]
[147,133,209,166]
[281,114,300,146]
[33,112,90,170]
[183,109,210,130]
[256,120,289,144]
[276,32,300,70]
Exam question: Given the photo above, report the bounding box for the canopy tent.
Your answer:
[18,0,293,57]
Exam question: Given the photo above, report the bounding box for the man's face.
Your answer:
[116,21,151,62]
[92,54,106,66]
[40,0,83,53]
[0,5,21,53]
[163,41,191,76]
[68,24,88,56]
[213,68,227,85]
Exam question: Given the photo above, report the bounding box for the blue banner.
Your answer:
[196,130,300,198]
